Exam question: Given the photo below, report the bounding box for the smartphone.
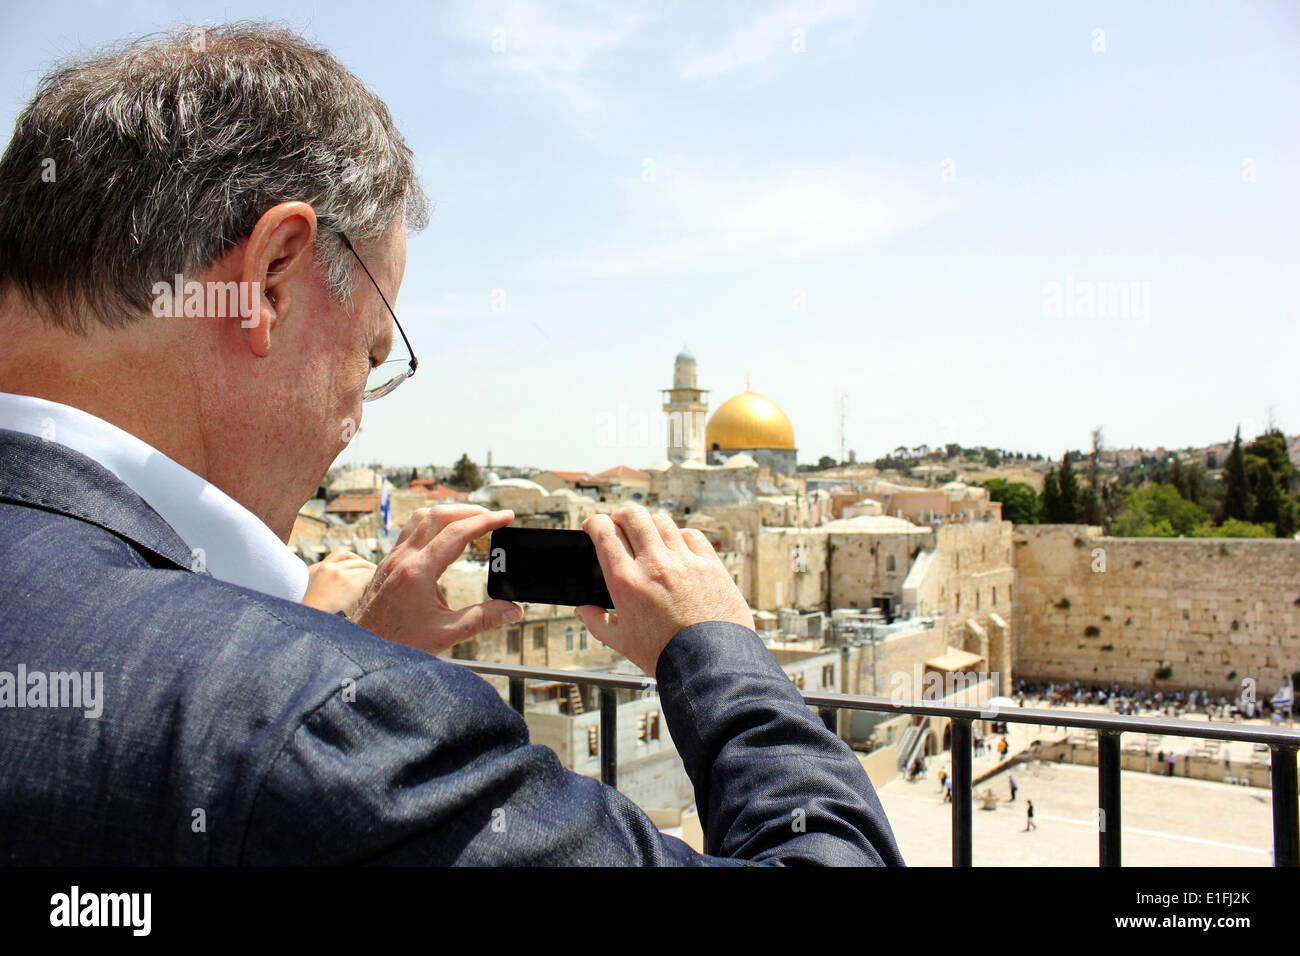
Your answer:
[486,527,614,610]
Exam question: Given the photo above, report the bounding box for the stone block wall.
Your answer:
[1014,525,1300,695]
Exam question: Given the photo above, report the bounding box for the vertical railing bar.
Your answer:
[818,707,838,734]
[1271,745,1298,867]
[1098,730,1122,867]
[951,718,972,867]
[600,688,617,789]
[509,677,525,715]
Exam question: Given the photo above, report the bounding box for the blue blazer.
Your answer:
[0,428,904,865]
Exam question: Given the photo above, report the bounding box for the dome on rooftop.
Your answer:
[706,390,795,451]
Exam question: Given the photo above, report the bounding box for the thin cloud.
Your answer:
[529,163,951,280]
[680,0,865,80]
[434,0,651,119]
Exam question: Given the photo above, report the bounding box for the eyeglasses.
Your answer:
[338,231,417,402]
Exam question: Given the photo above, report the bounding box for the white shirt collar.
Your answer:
[0,391,309,603]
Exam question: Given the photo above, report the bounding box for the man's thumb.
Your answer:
[576,605,615,643]
[443,600,522,647]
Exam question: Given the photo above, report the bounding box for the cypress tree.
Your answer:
[1082,486,1103,525]
[1223,428,1252,522]
[1057,453,1081,522]
[1041,467,1061,523]
[1168,458,1188,500]
[1278,495,1298,539]
[1185,463,1208,510]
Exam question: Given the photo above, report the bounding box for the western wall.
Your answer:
[1013,525,1300,696]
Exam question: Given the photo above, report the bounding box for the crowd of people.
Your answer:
[1013,679,1289,722]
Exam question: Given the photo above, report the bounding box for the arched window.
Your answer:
[886,554,896,572]
[565,628,574,652]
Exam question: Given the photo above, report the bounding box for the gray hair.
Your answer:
[0,22,430,333]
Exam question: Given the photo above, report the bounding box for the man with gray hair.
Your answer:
[0,23,902,865]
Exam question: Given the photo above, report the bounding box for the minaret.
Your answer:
[660,347,709,463]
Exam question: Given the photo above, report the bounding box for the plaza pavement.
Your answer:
[659,700,1293,863]
[874,700,1286,866]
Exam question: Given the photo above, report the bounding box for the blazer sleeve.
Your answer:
[239,621,905,866]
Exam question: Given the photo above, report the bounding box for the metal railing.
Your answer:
[451,658,1300,867]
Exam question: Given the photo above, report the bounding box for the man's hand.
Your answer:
[352,505,523,656]
[302,548,377,617]
[575,505,755,676]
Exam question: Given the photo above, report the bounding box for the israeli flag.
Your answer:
[380,475,391,533]
[1270,682,1293,713]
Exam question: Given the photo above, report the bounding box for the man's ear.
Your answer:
[239,201,319,358]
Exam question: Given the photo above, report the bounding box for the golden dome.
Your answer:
[706,390,795,451]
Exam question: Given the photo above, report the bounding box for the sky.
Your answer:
[1,0,1296,474]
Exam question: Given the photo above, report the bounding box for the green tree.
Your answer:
[451,453,481,491]
[1041,467,1061,522]
[1167,458,1187,500]
[1184,462,1209,511]
[984,449,1001,468]
[1190,518,1273,539]
[1222,427,1252,522]
[1111,484,1210,537]
[981,478,1040,525]
[1244,430,1297,538]
[1057,453,1081,522]
[1099,480,1125,530]
[1081,485,1103,525]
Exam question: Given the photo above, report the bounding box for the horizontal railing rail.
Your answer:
[449,658,1300,867]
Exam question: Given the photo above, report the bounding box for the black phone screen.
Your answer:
[486,527,614,610]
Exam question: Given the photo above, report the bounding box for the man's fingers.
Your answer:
[681,527,717,560]
[611,505,668,561]
[442,600,523,650]
[420,508,514,569]
[649,510,691,557]
[576,605,617,644]
[400,504,501,550]
[582,513,635,584]
[392,508,435,546]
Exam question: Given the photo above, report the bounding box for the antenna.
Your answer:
[840,393,847,465]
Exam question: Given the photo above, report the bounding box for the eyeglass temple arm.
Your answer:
[337,232,418,374]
